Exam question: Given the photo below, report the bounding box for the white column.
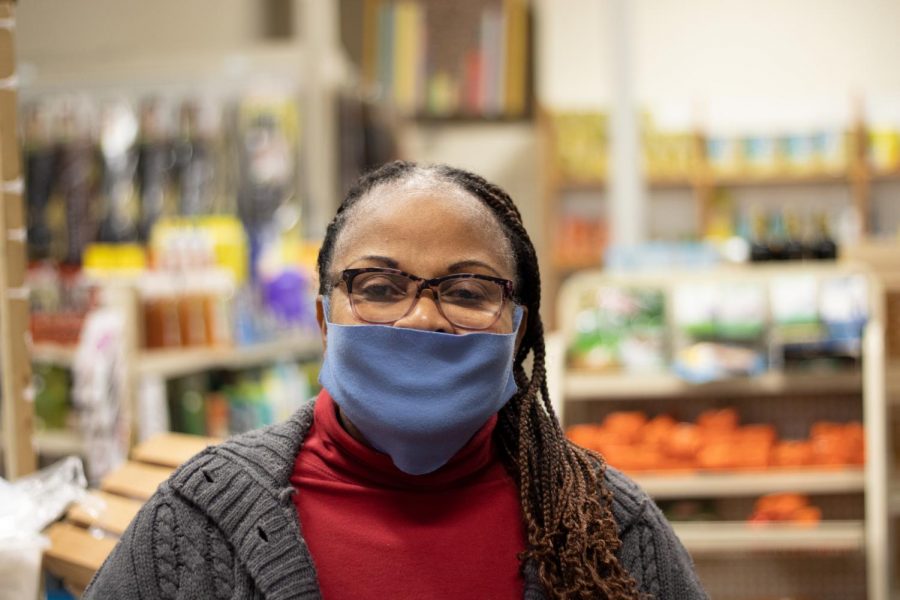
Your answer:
[297,0,340,238]
[608,0,645,247]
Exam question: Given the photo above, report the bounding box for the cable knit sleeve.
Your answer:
[82,484,253,600]
[606,467,709,600]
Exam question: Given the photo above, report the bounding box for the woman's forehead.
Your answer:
[334,180,515,272]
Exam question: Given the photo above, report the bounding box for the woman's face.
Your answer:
[317,180,527,343]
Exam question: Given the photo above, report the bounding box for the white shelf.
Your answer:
[136,334,321,378]
[887,361,900,400]
[634,468,865,499]
[672,520,865,553]
[31,343,77,368]
[566,370,863,400]
[0,429,85,457]
[35,430,85,456]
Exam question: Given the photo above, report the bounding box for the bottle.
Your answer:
[57,100,99,264]
[97,101,140,243]
[24,103,59,261]
[766,210,788,261]
[173,100,217,216]
[783,210,806,261]
[136,99,176,242]
[810,212,837,260]
[749,211,771,262]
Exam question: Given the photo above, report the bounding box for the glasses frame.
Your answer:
[339,267,515,330]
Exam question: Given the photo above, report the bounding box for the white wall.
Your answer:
[17,0,265,64]
[537,0,900,127]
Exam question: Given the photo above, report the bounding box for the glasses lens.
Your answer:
[349,271,415,323]
[438,277,505,329]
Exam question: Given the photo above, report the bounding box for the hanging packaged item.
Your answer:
[567,286,667,373]
[97,99,141,244]
[136,98,177,242]
[56,98,100,264]
[23,102,60,261]
[172,99,222,216]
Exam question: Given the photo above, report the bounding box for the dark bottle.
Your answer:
[173,100,217,216]
[810,212,837,260]
[749,210,771,262]
[136,99,176,242]
[783,210,806,261]
[97,101,140,244]
[57,101,99,265]
[23,103,59,261]
[767,210,789,261]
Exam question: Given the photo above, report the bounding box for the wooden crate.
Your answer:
[42,433,217,597]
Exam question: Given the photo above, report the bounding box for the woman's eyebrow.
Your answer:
[447,260,503,277]
[348,255,399,268]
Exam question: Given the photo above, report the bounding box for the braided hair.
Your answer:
[316,161,641,599]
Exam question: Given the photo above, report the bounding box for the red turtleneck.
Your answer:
[290,389,526,599]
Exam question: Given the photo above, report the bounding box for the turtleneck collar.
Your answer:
[310,388,503,490]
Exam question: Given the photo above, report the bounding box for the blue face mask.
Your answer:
[318,299,523,475]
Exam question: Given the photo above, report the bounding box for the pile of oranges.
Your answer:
[748,493,822,525]
[566,408,865,473]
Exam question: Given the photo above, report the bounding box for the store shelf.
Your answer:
[556,177,696,192]
[136,334,321,378]
[713,172,849,188]
[0,429,85,457]
[565,369,863,400]
[887,361,900,400]
[31,343,78,368]
[633,468,865,499]
[672,520,865,553]
[872,168,900,182]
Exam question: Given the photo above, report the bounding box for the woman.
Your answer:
[84,162,706,599]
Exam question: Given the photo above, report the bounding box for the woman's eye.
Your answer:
[357,278,407,302]
[443,282,491,304]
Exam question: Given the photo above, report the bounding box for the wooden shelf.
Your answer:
[555,176,693,193]
[0,429,85,457]
[872,169,900,182]
[34,336,322,377]
[889,361,900,400]
[31,343,77,368]
[713,172,849,188]
[136,334,321,378]
[634,468,865,499]
[565,369,863,400]
[672,520,865,553]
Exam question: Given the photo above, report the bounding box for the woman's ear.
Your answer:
[514,306,528,355]
[316,295,328,350]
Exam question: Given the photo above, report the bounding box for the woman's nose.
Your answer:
[392,289,454,333]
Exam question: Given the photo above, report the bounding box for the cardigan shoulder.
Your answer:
[603,465,709,599]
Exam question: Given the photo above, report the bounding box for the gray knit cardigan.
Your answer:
[83,401,708,599]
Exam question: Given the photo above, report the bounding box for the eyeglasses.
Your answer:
[339,267,515,330]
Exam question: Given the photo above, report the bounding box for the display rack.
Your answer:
[537,106,899,327]
[550,262,889,600]
[30,282,322,453]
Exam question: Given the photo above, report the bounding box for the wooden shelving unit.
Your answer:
[550,264,890,600]
[537,107,895,328]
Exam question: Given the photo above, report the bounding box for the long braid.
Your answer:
[317,161,641,599]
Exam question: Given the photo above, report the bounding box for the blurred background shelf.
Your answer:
[31,343,77,368]
[633,468,865,499]
[565,369,864,400]
[672,520,865,553]
[136,335,322,379]
[0,429,85,458]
